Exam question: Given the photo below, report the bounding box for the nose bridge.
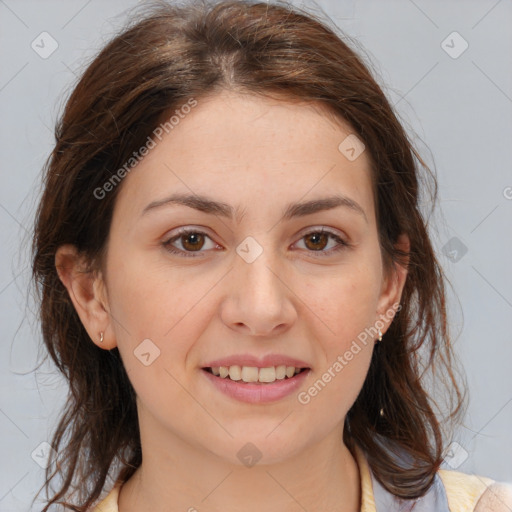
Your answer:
[223,233,296,334]
[235,234,282,300]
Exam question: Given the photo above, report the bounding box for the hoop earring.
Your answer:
[378,329,383,342]
[99,332,104,343]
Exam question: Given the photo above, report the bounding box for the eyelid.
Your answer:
[162,225,350,258]
[162,226,219,257]
[296,225,346,240]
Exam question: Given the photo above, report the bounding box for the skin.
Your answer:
[56,89,408,512]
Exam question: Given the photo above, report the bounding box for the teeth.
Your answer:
[228,365,242,381]
[259,367,276,382]
[210,365,304,383]
[275,365,286,379]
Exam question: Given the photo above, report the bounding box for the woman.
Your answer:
[31,0,512,510]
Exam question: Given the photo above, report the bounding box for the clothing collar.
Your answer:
[353,443,450,512]
[95,444,450,511]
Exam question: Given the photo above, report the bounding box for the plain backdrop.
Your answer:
[0,0,511,509]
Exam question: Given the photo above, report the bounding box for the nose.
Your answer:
[220,243,297,337]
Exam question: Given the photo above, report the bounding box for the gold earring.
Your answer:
[99,332,104,343]
[378,329,383,342]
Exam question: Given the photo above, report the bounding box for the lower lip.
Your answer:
[201,368,310,404]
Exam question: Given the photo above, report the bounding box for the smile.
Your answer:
[204,365,308,383]
[201,366,311,404]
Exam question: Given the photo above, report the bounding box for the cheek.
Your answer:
[105,244,214,341]
[104,246,235,411]
[292,261,380,415]
[296,273,377,424]
[300,258,382,349]
[104,253,211,423]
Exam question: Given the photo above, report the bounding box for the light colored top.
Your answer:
[91,445,512,511]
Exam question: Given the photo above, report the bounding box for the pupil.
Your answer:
[307,232,327,250]
[183,233,203,250]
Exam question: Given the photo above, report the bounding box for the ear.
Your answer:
[375,233,409,334]
[55,244,117,350]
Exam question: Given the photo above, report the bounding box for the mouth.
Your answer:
[202,365,310,385]
[201,364,311,404]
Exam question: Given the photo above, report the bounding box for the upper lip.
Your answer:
[203,354,311,369]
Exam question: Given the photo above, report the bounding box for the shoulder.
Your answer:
[474,482,512,512]
[438,468,512,512]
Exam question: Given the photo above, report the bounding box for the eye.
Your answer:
[162,228,218,258]
[162,227,350,258]
[293,228,350,257]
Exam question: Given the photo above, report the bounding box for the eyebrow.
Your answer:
[141,192,368,224]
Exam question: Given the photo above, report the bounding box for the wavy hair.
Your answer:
[31,0,465,509]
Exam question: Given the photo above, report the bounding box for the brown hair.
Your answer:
[31,0,465,509]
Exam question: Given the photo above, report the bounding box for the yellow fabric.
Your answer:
[92,481,121,512]
[91,446,497,511]
[438,469,493,511]
[354,445,378,512]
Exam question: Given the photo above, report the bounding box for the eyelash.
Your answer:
[162,227,350,258]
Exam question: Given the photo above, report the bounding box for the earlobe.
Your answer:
[55,244,116,349]
[376,234,410,333]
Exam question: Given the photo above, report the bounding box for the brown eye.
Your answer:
[163,229,217,258]
[295,229,349,257]
[180,232,206,251]
[303,232,330,251]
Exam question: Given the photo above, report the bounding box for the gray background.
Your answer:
[1,0,511,509]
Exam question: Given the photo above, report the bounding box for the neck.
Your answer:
[118,417,360,512]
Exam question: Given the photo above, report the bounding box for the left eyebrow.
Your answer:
[140,192,368,224]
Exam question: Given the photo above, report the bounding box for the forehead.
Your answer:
[113,90,375,224]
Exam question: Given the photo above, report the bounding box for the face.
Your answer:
[65,90,406,466]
